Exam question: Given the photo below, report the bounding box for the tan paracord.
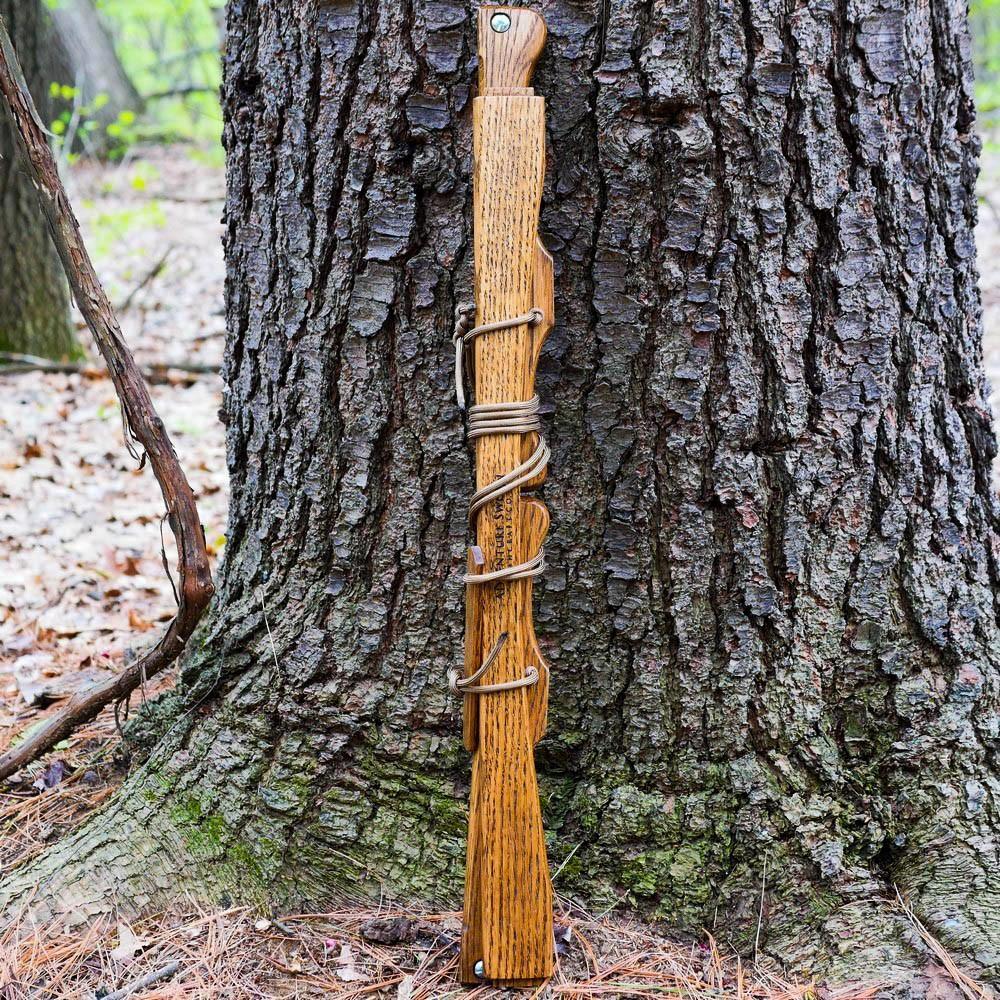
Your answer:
[449,305,548,697]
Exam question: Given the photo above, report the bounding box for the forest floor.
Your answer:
[2,145,998,998]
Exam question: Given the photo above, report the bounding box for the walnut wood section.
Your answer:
[459,91,552,986]
[477,6,546,94]
[0,21,214,782]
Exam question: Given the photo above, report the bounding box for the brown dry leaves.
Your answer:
[0,147,227,784]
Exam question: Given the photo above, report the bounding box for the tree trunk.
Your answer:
[3,0,999,988]
[0,2,76,359]
[47,0,140,148]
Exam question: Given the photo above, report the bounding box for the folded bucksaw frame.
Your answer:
[449,5,555,987]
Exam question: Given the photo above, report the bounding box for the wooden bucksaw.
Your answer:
[450,5,554,986]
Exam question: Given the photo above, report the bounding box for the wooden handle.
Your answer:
[477,6,547,93]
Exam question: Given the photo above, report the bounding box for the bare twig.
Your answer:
[0,351,219,383]
[157,45,221,67]
[117,244,174,312]
[99,960,181,999]
[105,161,226,202]
[143,85,218,101]
[0,16,214,782]
[135,190,225,204]
[0,354,86,375]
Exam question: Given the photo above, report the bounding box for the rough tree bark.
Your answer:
[3,0,999,989]
[0,2,75,359]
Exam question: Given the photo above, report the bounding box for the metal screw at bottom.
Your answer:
[490,11,511,32]
[474,960,486,979]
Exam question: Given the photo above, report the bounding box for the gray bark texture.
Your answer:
[3,0,999,990]
[0,2,75,359]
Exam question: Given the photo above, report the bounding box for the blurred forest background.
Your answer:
[973,0,1000,139]
[46,0,223,156]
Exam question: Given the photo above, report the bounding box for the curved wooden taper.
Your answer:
[477,6,547,93]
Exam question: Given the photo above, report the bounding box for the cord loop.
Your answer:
[450,303,549,697]
[448,632,540,695]
[453,305,543,410]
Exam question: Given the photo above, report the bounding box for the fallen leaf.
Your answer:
[128,609,153,631]
[923,962,965,1000]
[13,653,56,706]
[554,921,573,956]
[110,922,148,963]
[0,633,35,655]
[360,916,417,945]
[14,658,111,707]
[336,943,366,982]
[105,548,143,576]
[31,759,68,792]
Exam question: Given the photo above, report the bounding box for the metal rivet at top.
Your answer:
[490,11,511,32]
[474,960,486,979]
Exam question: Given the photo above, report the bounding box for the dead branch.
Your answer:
[99,960,181,1000]
[134,190,225,204]
[117,244,174,312]
[0,352,220,383]
[143,85,218,100]
[0,17,214,782]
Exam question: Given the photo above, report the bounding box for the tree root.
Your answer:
[1,698,996,1000]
